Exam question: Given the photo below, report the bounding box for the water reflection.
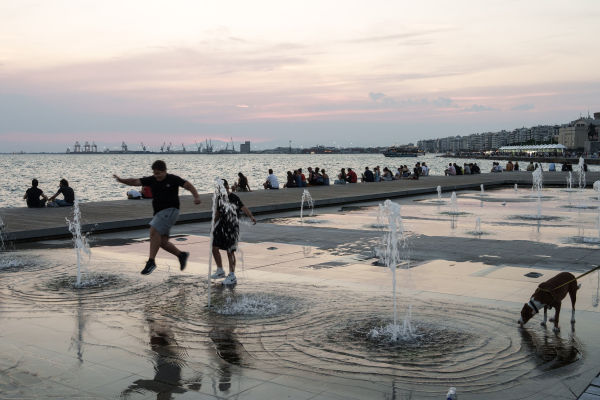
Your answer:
[121,317,198,399]
[518,327,581,372]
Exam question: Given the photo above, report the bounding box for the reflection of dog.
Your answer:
[519,272,581,332]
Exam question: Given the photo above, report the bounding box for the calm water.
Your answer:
[1,153,597,208]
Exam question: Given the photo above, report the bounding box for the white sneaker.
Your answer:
[222,273,237,285]
[211,268,226,279]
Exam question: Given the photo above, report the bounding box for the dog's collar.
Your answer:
[528,300,539,315]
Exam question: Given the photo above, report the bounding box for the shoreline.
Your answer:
[437,154,600,165]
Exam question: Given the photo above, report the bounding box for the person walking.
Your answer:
[113,160,201,275]
[210,179,257,284]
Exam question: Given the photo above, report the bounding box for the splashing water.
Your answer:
[577,157,586,208]
[532,168,543,219]
[66,196,91,286]
[593,271,600,308]
[514,183,518,194]
[450,192,458,214]
[373,200,414,341]
[475,217,482,235]
[480,184,485,197]
[0,213,5,251]
[595,181,600,241]
[437,186,442,202]
[207,177,236,307]
[300,190,314,224]
[567,172,573,190]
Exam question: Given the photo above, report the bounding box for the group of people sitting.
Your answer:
[276,167,331,189]
[24,179,76,208]
[263,162,431,189]
[357,162,430,182]
[444,163,482,176]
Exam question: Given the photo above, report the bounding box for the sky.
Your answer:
[1,0,599,152]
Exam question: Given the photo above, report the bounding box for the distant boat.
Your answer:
[383,145,420,157]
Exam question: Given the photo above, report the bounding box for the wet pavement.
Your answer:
[1,186,600,399]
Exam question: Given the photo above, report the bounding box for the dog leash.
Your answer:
[553,265,600,290]
[534,265,600,307]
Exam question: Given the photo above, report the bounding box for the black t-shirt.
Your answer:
[139,174,187,214]
[219,193,245,217]
[26,187,43,207]
[364,170,374,182]
[57,186,75,203]
[455,166,463,175]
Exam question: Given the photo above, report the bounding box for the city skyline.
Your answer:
[1,0,599,152]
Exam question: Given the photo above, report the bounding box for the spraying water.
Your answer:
[514,183,518,194]
[300,190,314,224]
[66,196,91,286]
[567,172,573,190]
[207,178,231,307]
[437,186,442,202]
[480,184,485,197]
[450,192,458,214]
[373,200,412,341]
[595,181,600,241]
[532,168,543,219]
[0,214,5,251]
[475,217,482,235]
[577,157,586,209]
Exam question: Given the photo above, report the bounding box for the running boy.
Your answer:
[113,160,201,275]
[210,179,257,284]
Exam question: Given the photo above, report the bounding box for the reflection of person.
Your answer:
[24,179,48,208]
[211,179,257,285]
[121,318,191,398]
[113,160,201,275]
[48,179,75,207]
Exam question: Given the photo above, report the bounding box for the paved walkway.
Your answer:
[2,171,599,242]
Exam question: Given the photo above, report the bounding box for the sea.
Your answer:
[1,153,596,208]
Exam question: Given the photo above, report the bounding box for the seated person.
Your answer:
[232,172,252,192]
[526,161,535,171]
[381,167,393,181]
[401,165,410,178]
[335,168,347,184]
[548,162,556,171]
[444,163,456,176]
[48,179,75,207]
[415,162,423,176]
[561,162,568,171]
[394,168,401,180]
[321,169,330,185]
[412,166,420,179]
[463,163,471,174]
[294,170,302,187]
[283,171,297,188]
[141,185,153,198]
[421,162,429,176]
[24,179,48,208]
[127,189,142,199]
[314,167,325,185]
[346,168,358,183]
[298,168,308,187]
[505,161,513,171]
[454,163,463,175]
[512,162,518,172]
[263,169,279,189]
[363,167,375,182]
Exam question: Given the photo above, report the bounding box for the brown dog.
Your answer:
[518,271,581,332]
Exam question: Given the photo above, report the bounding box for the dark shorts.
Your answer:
[150,207,180,236]
[212,221,239,252]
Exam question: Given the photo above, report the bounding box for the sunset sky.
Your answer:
[1,0,599,151]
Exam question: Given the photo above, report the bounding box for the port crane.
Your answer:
[182,143,186,152]
[141,142,146,152]
[160,143,165,152]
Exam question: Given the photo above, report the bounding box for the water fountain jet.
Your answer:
[66,196,91,286]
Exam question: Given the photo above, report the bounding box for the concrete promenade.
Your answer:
[2,171,600,242]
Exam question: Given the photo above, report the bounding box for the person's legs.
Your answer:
[55,199,73,207]
[160,235,181,257]
[149,227,161,259]
[212,246,224,269]
[227,251,236,274]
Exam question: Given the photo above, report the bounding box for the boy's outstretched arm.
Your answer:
[183,181,201,205]
[113,175,142,186]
